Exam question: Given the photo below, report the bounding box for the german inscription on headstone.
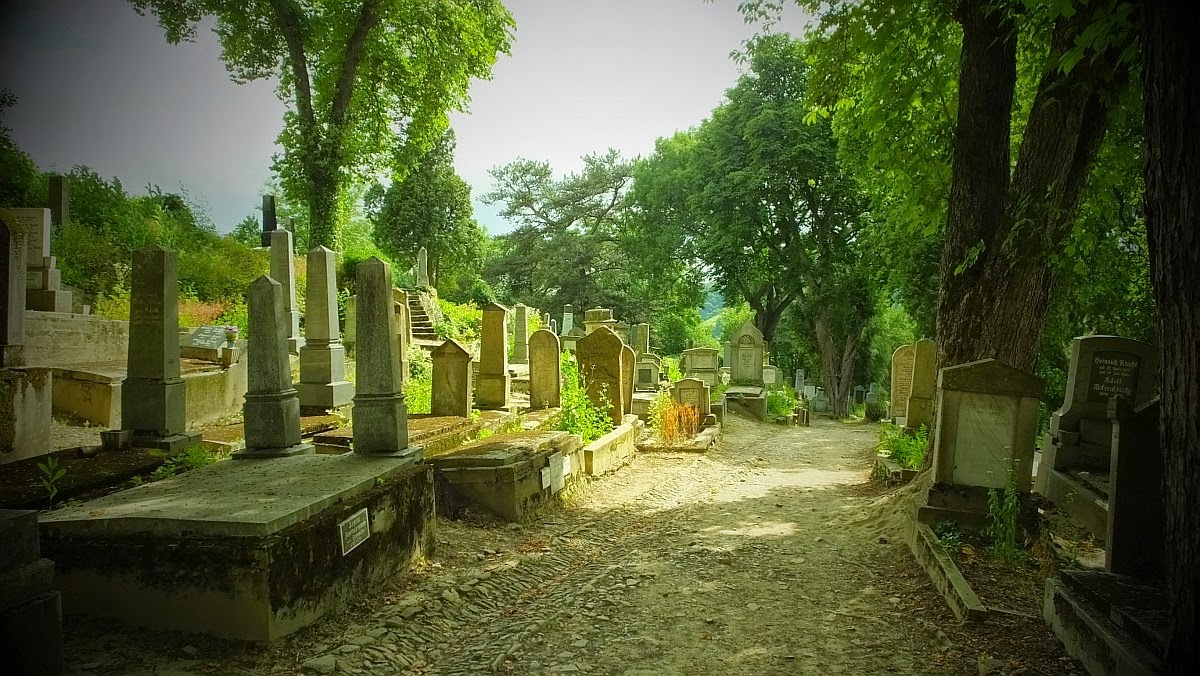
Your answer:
[1087,352,1141,403]
[339,508,371,555]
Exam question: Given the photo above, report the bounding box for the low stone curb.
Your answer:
[635,425,720,453]
[904,515,987,622]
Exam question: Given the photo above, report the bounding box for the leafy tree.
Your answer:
[131,0,513,248]
[631,35,874,416]
[365,131,487,292]
[229,215,261,249]
[0,90,43,208]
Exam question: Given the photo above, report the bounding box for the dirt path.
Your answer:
[64,416,1078,675]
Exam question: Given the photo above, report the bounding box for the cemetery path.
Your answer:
[64,416,1076,675]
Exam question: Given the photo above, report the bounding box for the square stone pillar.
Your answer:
[269,229,303,354]
[120,245,200,452]
[298,246,354,412]
[512,303,529,364]
[49,174,69,229]
[561,304,574,335]
[261,194,276,248]
[476,302,511,409]
[416,246,430,287]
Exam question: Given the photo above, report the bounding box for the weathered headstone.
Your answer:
[0,211,27,366]
[803,384,817,401]
[854,385,866,405]
[416,246,429,287]
[729,322,765,384]
[681,346,720,386]
[542,312,551,328]
[352,258,419,458]
[10,208,72,312]
[890,344,915,421]
[576,326,624,426]
[120,246,200,451]
[905,338,937,432]
[261,194,276,248]
[923,359,1042,521]
[431,339,473,417]
[234,276,313,458]
[393,289,411,385]
[512,304,529,364]
[633,323,651,358]
[865,382,881,405]
[794,369,805,393]
[722,341,732,368]
[670,377,711,417]
[344,295,357,357]
[762,365,779,386]
[269,229,303,354]
[298,246,353,411]
[550,318,558,335]
[1105,397,1163,579]
[561,304,575,335]
[635,354,662,391]
[528,329,561,410]
[583,307,616,335]
[49,174,69,229]
[621,344,635,415]
[477,302,511,409]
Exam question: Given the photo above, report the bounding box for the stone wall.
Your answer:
[23,312,129,366]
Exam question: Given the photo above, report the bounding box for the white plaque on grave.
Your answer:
[540,452,566,493]
[185,325,229,349]
[951,393,1019,489]
[338,508,371,555]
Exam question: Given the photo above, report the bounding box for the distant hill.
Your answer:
[700,288,723,321]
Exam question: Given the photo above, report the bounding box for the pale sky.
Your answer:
[0,0,810,234]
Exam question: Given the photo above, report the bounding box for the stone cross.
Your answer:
[0,211,28,366]
[298,246,353,412]
[512,303,529,364]
[476,302,511,409]
[49,174,69,229]
[352,257,419,458]
[235,276,313,458]
[269,229,304,354]
[120,245,199,451]
[528,329,561,409]
[561,304,575,335]
[432,339,473,417]
[576,326,624,426]
[261,195,276,248]
[416,246,430,287]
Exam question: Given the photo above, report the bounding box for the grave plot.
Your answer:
[637,378,720,452]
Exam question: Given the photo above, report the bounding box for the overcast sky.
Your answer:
[1,0,810,234]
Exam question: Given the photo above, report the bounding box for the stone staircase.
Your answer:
[406,292,439,345]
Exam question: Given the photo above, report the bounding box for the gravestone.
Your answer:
[11,208,72,312]
[542,312,551,328]
[528,329,561,410]
[615,321,632,344]
[854,385,866,405]
[1,211,27,366]
[261,195,277,247]
[635,354,661,391]
[234,276,313,458]
[583,307,616,335]
[729,322,765,384]
[670,377,711,417]
[431,339,473,417]
[794,369,805,393]
[803,384,817,401]
[298,246,353,411]
[49,174,69,229]
[0,509,64,675]
[550,319,557,335]
[905,338,937,432]
[890,344,915,422]
[923,359,1043,521]
[632,323,651,357]
[512,304,529,365]
[1105,397,1163,579]
[181,325,228,362]
[865,383,881,405]
[811,388,830,413]
[344,295,357,356]
[393,289,410,385]
[416,247,429,287]
[351,258,419,458]
[621,344,635,415]
[561,304,575,335]
[120,246,200,452]
[477,302,511,409]
[576,326,624,426]
[762,365,779,386]
[269,229,303,354]
[681,346,720,386]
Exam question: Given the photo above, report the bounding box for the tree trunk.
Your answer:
[813,310,862,419]
[308,164,339,250]
[1142,1,1200,671]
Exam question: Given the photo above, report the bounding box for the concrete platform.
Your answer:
[724,386,767,420]
[1044,571,1164,676]
[1042,468,1110,544]
[311,411,518,456]
[583,415,643,474]
[636,423,719,453]
[39,454,433,641]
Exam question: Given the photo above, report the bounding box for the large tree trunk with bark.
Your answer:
[1142,1,1200,671]
[308,161,340,250]
[937,0,1121,372]
[812,310,863,419]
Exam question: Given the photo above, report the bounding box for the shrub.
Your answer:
[404,373,432,415]
[150,446,219,482]
[435,298,482,345]
[660,355,683,383]
[655,401,701,444]
[408,344,432,381]
[767,388,798,418]
[216,298,250,338]
[865,400,885,422]
[179,297,226,327]
[558,351,612,444]
[878,423,928,470]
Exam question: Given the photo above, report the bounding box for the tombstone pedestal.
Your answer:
[476,373,512,410]
[123,377,201,452]
[297,343,354,411]
[238,390,313,458]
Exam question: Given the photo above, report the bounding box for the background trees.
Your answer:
[131,0,513,247]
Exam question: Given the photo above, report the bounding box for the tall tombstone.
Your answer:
[261,194,277,248]
[561,304,575,335]
[729,322,765,384]
[512,303,529,364]
[904,338,937,432]
[11,208,71,312]
[542,312,551,328]
[476,302,511,409]
[415,246,430,287]
[269,229,304,354]
[528,329,561,409]
[576,326,624,426]
[550,318,557,335]
[794,369,805,393]
[393,289,411,385]
[924,359,1042,519]
[671,377,711,417]
[634,323,651,358]
[352,258,419,458]
[621,344,635,415]
[120,245,200,451]
[49,174,69,229]
[235,276,313,458]
[681,346,719,386]
[890,344,915,421]
[298,246,353,412]
[0,211,28,367]
[343,295,357,357]
[431,339,473,417]
[722,341,732,368]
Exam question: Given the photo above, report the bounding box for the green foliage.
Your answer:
[0,90,43,207]
[767,388,798,418]
[986,465,1027,567]
[933,520,966,557]
[407,344,432,382]
[404,373,432,415]
[37,456,67,508]
[149,446,219,482]
[877,423,928,470]
[216,298,250,339]
[864,400,885,422]
[646,389,673,433]
[557,351,613,444]
[435,298,482,345]
[716,304,756,343]
[659,356,684,384]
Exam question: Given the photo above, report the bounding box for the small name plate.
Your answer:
[338,508,370,555]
